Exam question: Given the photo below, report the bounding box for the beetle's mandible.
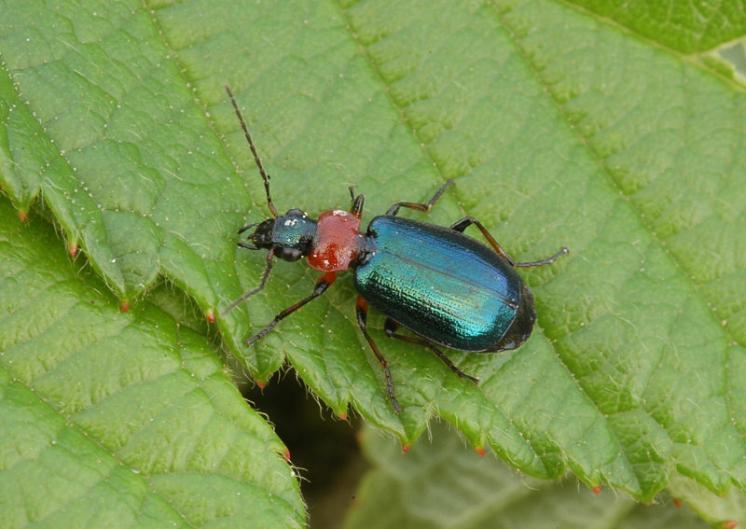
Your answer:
[223,86,568,413]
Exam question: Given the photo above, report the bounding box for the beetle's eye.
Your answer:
[278,247,302,261]
[286,208,306,217]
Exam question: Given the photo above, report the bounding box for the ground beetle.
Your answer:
[223,86,568,413]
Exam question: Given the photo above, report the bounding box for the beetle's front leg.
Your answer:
[386,179,453,216]
[246,272,337,347]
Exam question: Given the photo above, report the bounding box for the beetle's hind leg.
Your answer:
[356,298,401,413]
[450,216,568,268]
[384,318,479,384]
[386,179,454,216]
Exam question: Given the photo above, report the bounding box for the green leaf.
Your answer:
[563,0,746,53]
[344,424,711,529]
[2,0,746,503]
[0,201,304,528]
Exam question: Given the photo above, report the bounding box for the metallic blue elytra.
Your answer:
[355,216,533,352]
[223,85,568,413]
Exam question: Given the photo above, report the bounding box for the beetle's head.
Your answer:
[240,208,317,262]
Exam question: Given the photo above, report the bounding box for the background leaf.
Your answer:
[0,201,304,529]
[1,0,745,504]
[563,0,746,53]
[344,424,712,529]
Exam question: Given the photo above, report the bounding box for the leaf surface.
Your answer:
[1,0,745,501]
[0,201,304,529]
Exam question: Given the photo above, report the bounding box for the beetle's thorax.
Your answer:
[307,209,366,272]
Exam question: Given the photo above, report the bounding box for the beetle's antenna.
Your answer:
[225,85,278,218]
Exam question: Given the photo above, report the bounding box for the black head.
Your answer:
[241,208,318,262]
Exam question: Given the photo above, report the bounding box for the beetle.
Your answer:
[223,86,568,413]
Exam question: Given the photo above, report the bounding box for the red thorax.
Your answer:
[307,209,363,272]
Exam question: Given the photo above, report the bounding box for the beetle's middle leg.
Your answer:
[450,216,568,268]
[386,179,454,216]
[384,318,479,383]
[356,297,401,413]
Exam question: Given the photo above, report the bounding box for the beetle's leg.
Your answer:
[356,298,401,413]
[222,250,274,315]
[384,318,479,383]
[511,246,569,268]
[246,272,336,347]
[450,216,516,265]
[349,187,365,219]
[450,216,569,268]
[386,179,454,216]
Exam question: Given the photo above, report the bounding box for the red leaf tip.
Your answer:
[205,310,216,324]
[282,448,291,462]
[401,443,411,454]
[474,446,487,457]
[18,209,28,223]
[120,300,130,313]
[256,380,267,390]
[721,521,737,529]
[68,243,79,258]
[672,497,682,508]
[337,411,348,421]
[591,485,602,495]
